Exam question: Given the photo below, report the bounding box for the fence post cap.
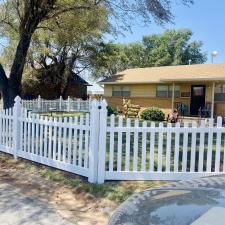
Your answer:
[100,99,108,108]
[14,96,21,103]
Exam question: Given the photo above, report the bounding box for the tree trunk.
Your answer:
[0,64,12,109]
[0,31,34,108]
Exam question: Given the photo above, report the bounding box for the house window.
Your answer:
[112,86,130,97]
[215,84,225,101]
[156,85,180,98]
[168,85,180,97]
[156,85,168,97]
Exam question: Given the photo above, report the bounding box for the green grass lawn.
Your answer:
[104,131,224,173]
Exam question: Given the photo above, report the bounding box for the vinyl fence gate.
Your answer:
[0,96,225,184]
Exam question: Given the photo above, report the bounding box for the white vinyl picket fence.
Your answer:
[97,115,225,183]
[1,96,225,183]
[22,96,91,113]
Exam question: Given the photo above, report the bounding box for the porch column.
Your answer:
[171,82,175,110]
[211,82,215,118]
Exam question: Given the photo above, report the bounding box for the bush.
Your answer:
[141,107,165,121]
[107,105,118,116]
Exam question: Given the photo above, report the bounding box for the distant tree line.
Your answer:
[91,29,207,79]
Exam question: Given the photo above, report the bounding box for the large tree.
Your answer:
[91,29,207,78]
[0,0,193,108]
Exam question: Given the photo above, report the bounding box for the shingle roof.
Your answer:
[69,71,91,86]
[99,64,225,84]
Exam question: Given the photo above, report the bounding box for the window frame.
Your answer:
[215,84,225,101]
[156,85,180,98]
[112,85,131,97]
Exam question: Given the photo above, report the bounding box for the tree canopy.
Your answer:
[0,0,194,107]
[91,29,207,78]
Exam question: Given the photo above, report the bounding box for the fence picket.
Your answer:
[84,114,89,168]
[57,118,62,161]
[31,114,35,154]
[141,121,147,171]
[190,121,197,172]
[2,110,5,146]
[68,117,73,164]
[215,117,222,172]
[39,116,44,156]
[73,117,78,165]
[182,122,189,172]
[23,113,27,152]
[21,96,90,113]
[48,117,53,159]
[198,120,205,172]
[157,123,163,172]
[206,119,214,172]
[109,115,115,171]
[43,117,48,157]
[53,118,57,160]
[125,118,131,171]
[149,122,155,172]
[166,123,172,172]
[78,115,84,166]
[133,119,139,171]
[117,116,123,171]
[174,123,180,172]
[27,112,32,153]
[5,109,8,147]
[63,117,68,163]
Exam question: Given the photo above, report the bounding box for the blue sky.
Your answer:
[90,0,225,91]
[0,1,224,90]
[110,0,225,64]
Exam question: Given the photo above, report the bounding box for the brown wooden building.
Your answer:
[99,63,225,117]
[22,68,91,100]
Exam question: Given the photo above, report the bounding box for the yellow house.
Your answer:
[99,63,225,117]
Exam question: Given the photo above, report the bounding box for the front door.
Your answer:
[190,85,206,115]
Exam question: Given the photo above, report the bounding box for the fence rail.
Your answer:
[21,96,91,112]
[97,115,224,183]
[0,96,225,183]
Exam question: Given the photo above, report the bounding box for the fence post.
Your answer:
[38,95,41,110]
[97,99,108,184]
[67,96,71,112]
[88,99,100,183]
[59,96,62,111]
[77,99,81,111]
[13,96,21,159]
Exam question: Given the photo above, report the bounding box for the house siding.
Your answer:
[104,83,223,116]
[104,84,191,115]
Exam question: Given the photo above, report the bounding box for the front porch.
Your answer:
[170,81,225,118]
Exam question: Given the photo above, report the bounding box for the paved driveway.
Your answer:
[0,182,74,225]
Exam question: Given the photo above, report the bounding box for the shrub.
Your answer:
[107,105,118,116]
[140,107,165,121]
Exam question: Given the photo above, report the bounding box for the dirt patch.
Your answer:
[0,153,169,225]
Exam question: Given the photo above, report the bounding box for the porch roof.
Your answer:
[99,63,225,84]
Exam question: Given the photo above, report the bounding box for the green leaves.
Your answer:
[91,29,207,78]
